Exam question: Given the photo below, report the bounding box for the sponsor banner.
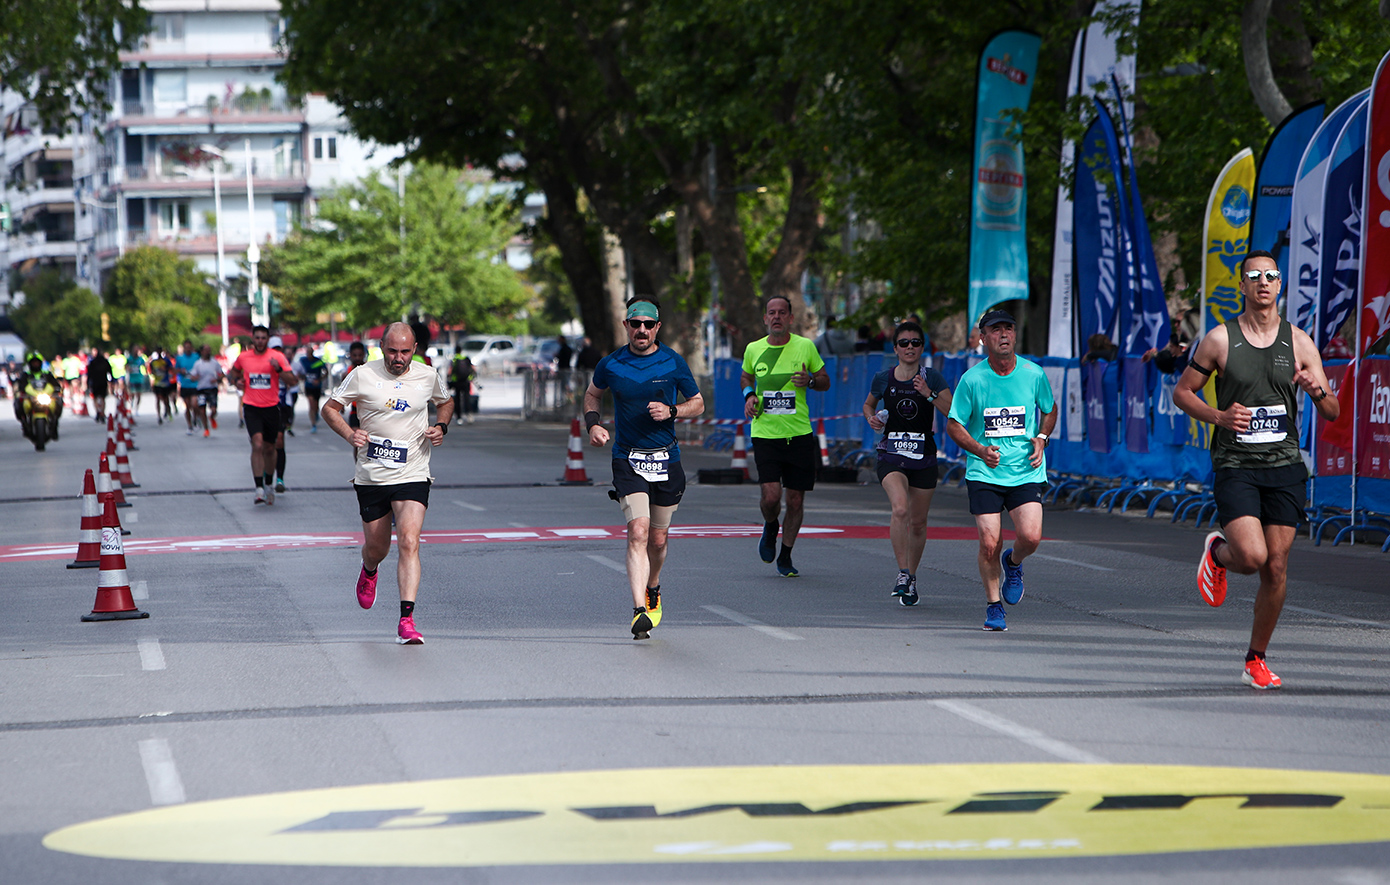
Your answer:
[1358,358,1390,478]
[1110,81,1171,357]
[1317,363,1353,475]
[1317,102,1368,353]
[1200,148,1256,335]
[1359,49,1390,359]
[1085,359,1110,453]
[43,764,1390,867]
[1250,101,1325,314]
[1287,91,1369,337]
[1074,114,1126,353]
[1122,357,1148,453]
[1048,2,1139,358]
[1065,365,1084,440]
[1154,368,1188,446]
[968,29,1041,324]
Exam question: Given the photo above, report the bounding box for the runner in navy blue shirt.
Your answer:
[863,320,953,607]
[584,299,703,640]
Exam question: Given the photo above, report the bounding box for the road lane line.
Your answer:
[1237,597,1387,628]
[702,605,803,641]
[137,639,166,671]
[1029,554,1114,572]
[453,500,486,512]
[125,511,138,523]
[132,580,149,600]
[585,554,626,574]
[508,522,530,528]
[138,739,186,805]
[930,699,1107,764]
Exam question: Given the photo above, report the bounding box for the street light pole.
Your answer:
[212,156,228,347]
[245,138,260,326]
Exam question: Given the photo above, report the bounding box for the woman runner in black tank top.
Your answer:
[862,321,953,606]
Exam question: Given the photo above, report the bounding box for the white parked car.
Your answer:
[457,336,516,373]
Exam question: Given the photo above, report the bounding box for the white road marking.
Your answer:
[125,511,138,523]
[453,500,486,512]
[702,605,803,641]
[138,738,186,805]
[508,522,530,528]
[1238,597,1387,628]
[931,699,1107,764]
[132,580,149,600]
[137,638,166,671]
[1029,553,1114,572]
[585,554,626,574]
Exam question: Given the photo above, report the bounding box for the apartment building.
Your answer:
[2,0,400,310]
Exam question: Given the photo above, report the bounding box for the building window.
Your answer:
[149,14,184,41]
[152,71,186,109]
[274,200,301,239]
[158,201,189,233]
[313,137,322,160]
[327,137,337,159]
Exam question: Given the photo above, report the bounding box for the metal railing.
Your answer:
[521,368,592,421]
[114,159,305,184]
[121,99,302,119]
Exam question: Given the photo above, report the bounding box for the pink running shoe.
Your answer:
[356,566,377,609]
[397,616,423,645]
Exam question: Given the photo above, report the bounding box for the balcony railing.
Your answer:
[114,159,305,185]
[120,98,303,120]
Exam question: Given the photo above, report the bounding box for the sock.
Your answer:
[276,449,286,479]
[777,543,794,564]
[633,606,647,617]
[1007,553,1020,568]
[363,564,377,577]
[899,568,910,576]
[761,521,778,539]
[401,600,415,619]
[1245,648,1264,663]
[254,475,264,488]
[263,472,273,488]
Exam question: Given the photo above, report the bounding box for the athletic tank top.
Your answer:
[1211,319,1301,470]
[871,366,945,468]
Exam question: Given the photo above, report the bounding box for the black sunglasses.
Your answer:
[627,319,658,329]
[1243,269,1281,282]
[895,338,924,348]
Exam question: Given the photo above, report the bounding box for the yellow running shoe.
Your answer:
[645,585,662,628]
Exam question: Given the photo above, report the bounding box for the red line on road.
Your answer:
[0,525,1006,563]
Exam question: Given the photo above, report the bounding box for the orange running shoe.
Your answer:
[1242,657,1281,690]
[1197,530,1227,607]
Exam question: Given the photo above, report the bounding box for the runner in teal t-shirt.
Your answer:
[946,309,1058,633]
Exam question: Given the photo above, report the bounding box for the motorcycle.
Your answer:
[20,381,61,451]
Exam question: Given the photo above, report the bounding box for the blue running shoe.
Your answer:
[899,575,919,607]
[758,522,778,563]
[892,571,911,597]
[983,602,1007,631]
[776,557,799,577]
[1000,548,1025,605]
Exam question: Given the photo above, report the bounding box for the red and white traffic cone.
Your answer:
[119,406,137,450]
[72,387,88,417]
[98,451,131,514]
[105,414,117,452]
[67,468,102,569]
[730,421,751,481]
[81,493,148,622]
[560,417,593,485]
[816,417,832,467]
[114,432,138,488]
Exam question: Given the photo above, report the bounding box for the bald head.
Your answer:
[383,322,416,349]
[382,323,417,376]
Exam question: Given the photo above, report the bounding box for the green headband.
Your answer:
[625,301,659,321]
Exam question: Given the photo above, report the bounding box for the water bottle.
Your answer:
[875,408,888,425]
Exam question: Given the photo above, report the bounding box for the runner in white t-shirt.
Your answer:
[188,344,224,437]
[322,323,453,645]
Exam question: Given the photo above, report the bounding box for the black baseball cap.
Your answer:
[978,308,1016,329]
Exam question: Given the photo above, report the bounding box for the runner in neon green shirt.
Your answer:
[740,295,830,577]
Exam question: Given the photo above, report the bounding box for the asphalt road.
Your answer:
[2,393,1388,884]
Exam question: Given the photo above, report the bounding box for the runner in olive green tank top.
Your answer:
[1210,319,1302,470]
[1173,250,1340,690]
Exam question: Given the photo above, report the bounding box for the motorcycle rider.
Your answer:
[15,352,64,442]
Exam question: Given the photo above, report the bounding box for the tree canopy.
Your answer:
[280,0,1390,355]
[261,162,531,334]
[10,268,102,356]
[0,0,147,131]
[101,245,220,349]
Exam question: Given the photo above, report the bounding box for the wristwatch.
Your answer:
[1035,432,1049,445]
[434,422,449,435]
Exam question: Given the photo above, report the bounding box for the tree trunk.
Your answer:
[759,157,822,339]
[534,170,617,354]
[1241,0,1293,125]
[602,228,628,351]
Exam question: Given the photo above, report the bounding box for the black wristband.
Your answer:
[584,410,601,431]
[434,422,448,435]
[1312,387,1328,402]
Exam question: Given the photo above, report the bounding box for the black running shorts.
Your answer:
[752,433,819,491]
[877,460,938,489]
[967,480,1046,515]
[1213,463,1307,528]
[354,480,432,523]
[197,388,218,409]
[243,404,282,440]
[610,458,687,507]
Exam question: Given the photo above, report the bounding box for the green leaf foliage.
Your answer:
[102,246,220,349]
[10,269,102,356]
